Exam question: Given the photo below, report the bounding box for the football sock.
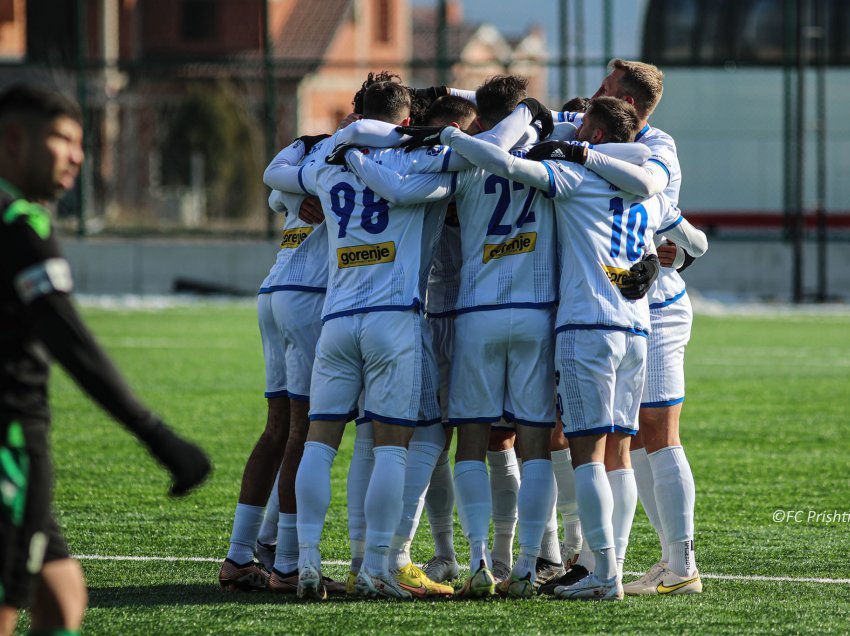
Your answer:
[363,446,407,577]
[575,532,594,570]
[258,470,281,546]
[574,462,617,581]
[226,503,265,564]
[273,512,298,574]
[607,468,637,577]
[539,505,562,564]
[294,441,336,569]
[631,447,668,562]
[347,433,374,571]
[552,448,582,558]
[390,440,443,570]
[487,448,520,568]
[515,459,555,581]
[425,450,456,559]
[454,460,492,572]
[649,445,697,577]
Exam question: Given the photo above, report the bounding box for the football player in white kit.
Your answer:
[421,96,707,600]
[551,59,704,595]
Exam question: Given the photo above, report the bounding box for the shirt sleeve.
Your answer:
[583,148,667,198]
[263,140,308,192]
[345,150,456,204]
[335,119,403,148]
[656,199,708,257]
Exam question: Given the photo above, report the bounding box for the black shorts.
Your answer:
[0,417,70,609]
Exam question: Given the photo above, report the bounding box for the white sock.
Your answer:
[257,470,281,546]
[226,503,265,564]
[607,468,637,577]
[574,462,617,581]
[631,447,668,562]
[552,448,582,558]
[539,506,562,564]
[273,512,298,574]
[454,460,492,572]
[575,530,594,570]
[515,459,555,581]
[347,432,374,572]
[363,446,407,577]
[294,442,336,569]
[390,440,443,570]
[649,445,697,577]
[425,450,456,558]
[487,449,520,568]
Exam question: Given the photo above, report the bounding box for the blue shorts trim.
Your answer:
[259,285,327,295]
[355,416,370,426]
[364,410,418,427]
[491,424,514,432]
[641,397,685,409]
[425,309,457,319]
[556,323,650,338]
[265,389,289,399]
[563,424,638,439]
[309,412,351,422]
[287,391,310,403]
[417,416,443,427]
[649,289,687,309]
[323,301,420,323]
[453,301,556,316]
[449,416,502,425]
[503,410,555,428]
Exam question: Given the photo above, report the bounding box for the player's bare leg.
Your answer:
[487,428,519,581]
[220,396,290,591]
[28,558,87,634]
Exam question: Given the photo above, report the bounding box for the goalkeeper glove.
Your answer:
[620,253,661,300]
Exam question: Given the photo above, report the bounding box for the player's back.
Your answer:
[452,155,557,314]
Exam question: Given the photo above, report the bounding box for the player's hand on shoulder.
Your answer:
[295,133,331,154]
[620,253,661,300]
[299,195,324,224]
[526,140,588,164]
[325,143,358,166]
[519,98,554,141]
[396,125,450,152]
[411,85,449,108]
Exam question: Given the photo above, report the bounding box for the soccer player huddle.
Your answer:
[219,59,708,602]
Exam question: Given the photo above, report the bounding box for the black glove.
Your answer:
[325,143,358,166]
[620,253,661,300]
[396,125,449,152]
[519,98,554,141]
[140,419,212,496]
[295,133,331,155]
[412,85,449,107]
[677,249,696,273]
[526,140,588,164]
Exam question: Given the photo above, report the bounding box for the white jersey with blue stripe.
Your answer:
[259,190,328,294]
[452,149,557,314]
[544,160,682,335]
[297,132,449,322]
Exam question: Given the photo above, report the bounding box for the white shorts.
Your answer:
[309,311,423,426]
[258,293,287,398]
[276,290,324,401]
[448,307,556,428]
[641,293,693,408]
[419,319,442,426]
[555,328,647,438]
[427,314,455,424]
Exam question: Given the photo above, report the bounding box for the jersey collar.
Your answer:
[634,124,651,142]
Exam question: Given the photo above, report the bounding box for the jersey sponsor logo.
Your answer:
[336,241,396,268]
[602,264,631,289]
[482,232,537,263]
[280,226,313,249]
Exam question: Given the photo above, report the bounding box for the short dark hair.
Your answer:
[584,96,640,143]
[352,70,402,115]
[561,96,590,113]
[0,83,82,125]
[362,81,412,123]
[423,95,477,126]
[475,75,528,128]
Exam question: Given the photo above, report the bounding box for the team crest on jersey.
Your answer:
[426,145,444,156]
[482,232,537,263]
[602,264,631,288]
[280,226,313,249]
[337,241,397,268]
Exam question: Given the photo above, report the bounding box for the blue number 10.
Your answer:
[609,197,648,261]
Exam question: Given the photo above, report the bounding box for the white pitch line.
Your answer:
[74,555,850,585]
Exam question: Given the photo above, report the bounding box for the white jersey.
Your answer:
[425,215,461,317]
[543,160,682,335]
[452,151,557,314]
[296,132,455,321]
